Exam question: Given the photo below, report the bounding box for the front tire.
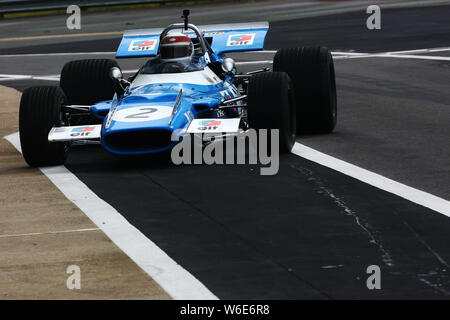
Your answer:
[60,59,119,105]
[273,46,337,134]
[19,86,68,167]
[247,72,296,153]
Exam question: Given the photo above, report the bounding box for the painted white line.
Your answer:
[4,132,218,300]
[0,227,100,238]
[244,51,369,56]
[0,74,60,82]
[0,21,30,27]
[384,54,450,61]
[332,52,368,56]
[381,0,450,9]
[32,76,60,81]
[247,48,450,62]
[0,52,116,58]
[333,55,367,60]
[0,70,138,82]
[0,47,446,61]
[1,47,447,83]
[0,31,122,42]
[385,47,450,55]
[339,53,450,61]
[0,75,31,81]
[1,50,365,57]
[242,50,277,54]
[291,143,450,217]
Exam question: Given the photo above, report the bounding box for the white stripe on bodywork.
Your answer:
[131,66,222,87]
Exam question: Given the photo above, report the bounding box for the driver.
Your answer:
[141,34,201,74]
[160,34,194,63]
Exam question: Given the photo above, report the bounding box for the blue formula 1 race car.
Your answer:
[19,10,337,167]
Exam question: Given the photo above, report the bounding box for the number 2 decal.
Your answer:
[125,107,158,119]
[113,106,174,122]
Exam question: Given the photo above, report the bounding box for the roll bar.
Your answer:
[159,23,208,55]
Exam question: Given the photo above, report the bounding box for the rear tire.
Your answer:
[247,72,296,153]
[273,46,337,134]
[19,86,68,167]
[60,59,119,105]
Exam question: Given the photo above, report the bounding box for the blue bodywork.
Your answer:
[90,22,268,155]
[116,22,269,58]
[93,76,238,155]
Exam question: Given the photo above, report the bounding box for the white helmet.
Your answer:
[159,34,194,63]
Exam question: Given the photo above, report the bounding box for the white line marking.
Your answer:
[338,53,450,61]
[333,55,367,60]
[0,73,60,82]
[0,46,447,61]
[4,132,218,300]
[242,50,277,54]
[1,46,448,83]
[0,75,30,81]
[381,54,450,61]
[0,50,364,57]
[0,52,116,58]
[385,47,450,55]
[0,32,122,42]
[0,70,138,82]
[291,143,450,217]
[0,227,100,238]
[2,47,446,59]
[32,76,60,81]
[381,0,450,9]
[332,52,367,56]
[241,51,370,55]
[241,49,450,61]
[0,21,30,27]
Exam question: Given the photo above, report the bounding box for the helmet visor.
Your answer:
[160,45,192,59]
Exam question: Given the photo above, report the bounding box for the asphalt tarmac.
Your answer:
[1,1,449,299]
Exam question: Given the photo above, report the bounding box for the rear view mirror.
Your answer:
[109,67,123,80]
[221,58,235,74]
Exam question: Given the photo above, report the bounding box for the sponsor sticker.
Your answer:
[70,126,96,137]
[187,118,240,133]
[48,125,101,141]
[128,39,158,52]
[199,120,222,131]
[226,33,255,46]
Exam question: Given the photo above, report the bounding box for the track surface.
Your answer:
[1,3,449,299]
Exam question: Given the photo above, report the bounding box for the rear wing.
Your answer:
[116,21,269,58]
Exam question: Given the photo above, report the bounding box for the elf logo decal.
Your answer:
[70,126,96,137]
[198,120,221,131]
[227,34,255,46]
[128,39,158,51]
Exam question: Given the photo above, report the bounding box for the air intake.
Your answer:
[104,129,173,152]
